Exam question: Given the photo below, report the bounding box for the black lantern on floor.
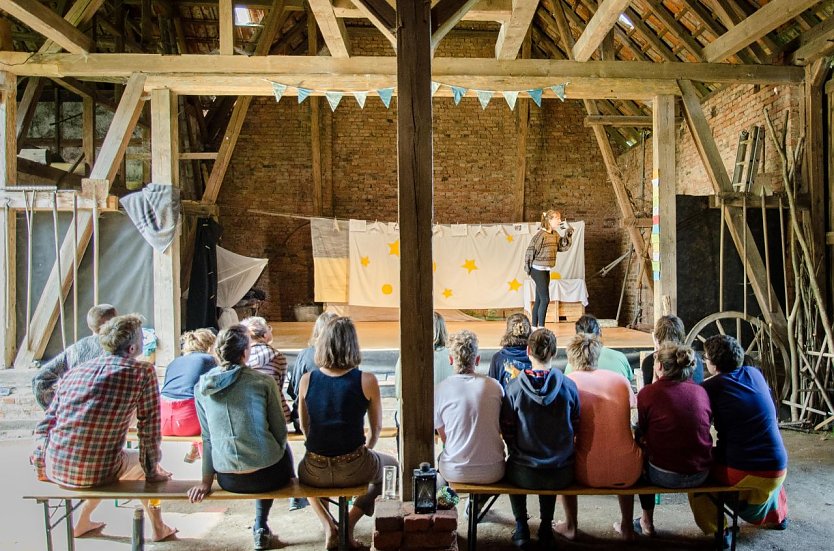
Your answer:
[413,462,437,514]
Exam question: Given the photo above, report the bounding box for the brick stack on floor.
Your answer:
[373,499,458,551]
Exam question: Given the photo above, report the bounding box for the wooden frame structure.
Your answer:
[2,0,832,495]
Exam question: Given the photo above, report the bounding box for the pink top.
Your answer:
[567,370,642,488]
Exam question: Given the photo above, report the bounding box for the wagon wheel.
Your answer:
[685,311,791,399]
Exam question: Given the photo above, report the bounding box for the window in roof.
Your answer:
[618,13,634,29]
[234,6,252,25]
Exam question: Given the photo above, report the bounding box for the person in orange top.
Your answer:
[561,332,642,541]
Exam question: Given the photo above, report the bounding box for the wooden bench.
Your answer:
[450,481,748,551]
[125,426,400,445]
[23,479,368,551]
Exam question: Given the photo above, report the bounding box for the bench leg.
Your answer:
[338,496,348,551]
[64,500,75,551]
[467,494,478,551]
[40,500,54,551]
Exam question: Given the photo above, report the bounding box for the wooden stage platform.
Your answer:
[271,321,653,352]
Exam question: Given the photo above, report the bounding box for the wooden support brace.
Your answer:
[0,70,16,368]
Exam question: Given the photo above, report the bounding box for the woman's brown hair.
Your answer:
[528,328,557,363]
[656,342,695,381]
[315,317,362,370]
[500,313,531,348]
[566,333,602,372]
[181,328,216,354]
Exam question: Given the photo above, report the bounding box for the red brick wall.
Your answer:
[615,84,802,327]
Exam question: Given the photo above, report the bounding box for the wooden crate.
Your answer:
[555,302,585,323]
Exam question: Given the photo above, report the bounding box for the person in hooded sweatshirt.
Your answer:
[187,324,295,551]
[500,328,580,549]
[489,313,533,389]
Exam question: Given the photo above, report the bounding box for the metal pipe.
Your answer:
[719,204,725,312]
[131,506,144,551]
[24,191,34,351]
[52,192,66,351]
[72,194,78,343]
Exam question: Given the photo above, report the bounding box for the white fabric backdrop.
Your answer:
[216,246,268,308]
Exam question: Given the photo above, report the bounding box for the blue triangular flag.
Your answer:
[353,91,368,109]
[502,91,519,110]
[451,86,467,105]
[527,88,543,107]
[476,90,493,110]
[431,81,441,96]
[297,88,312,103]
[378,87,394,108]
[271,82,287,103]
[551,84,567,102]
[325,91,344,111]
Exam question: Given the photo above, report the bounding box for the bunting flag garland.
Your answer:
[353,91,368,108]
[271,82,287,103]
[266,80,568,111]
[297,87,312,103]
[325,91,344,111]
[502,91,519,110]
[451,85,467,105]
[527,88,543,107]
[378,87,395,108]
[476,90,493,110]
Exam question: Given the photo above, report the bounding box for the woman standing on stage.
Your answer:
[525,209,563,329]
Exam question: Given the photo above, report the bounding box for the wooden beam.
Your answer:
[151,87,181,366]
[703,0,824,63]
[201,0,285,204]
[181,199,219,217]
[16,156,84,187]
[0,189,118,211]
[0,53,804,86]
[219,0,234,55]
[0,70,16,368]
[308,0,350,57]
[804,60,826,295]
[495,0,538,59]
[709,191,811,210]
[333,0,510,22]
[83,96,95,172]
[0,16,12,50]
[647,0,705,61]
[584,114,653,127]
[572,0,630,62]
[12,73,146,368]
[353,0,397,48]
[431,0,479,50]
[678,79,788,340]
[179,151,217,160]
[788,15,834,65]
[652,94,676,319]
[15,77,43,151]
[513,32,530,221]
[0,0,93,54]
[309,4,322,216]
[396,0,434,501]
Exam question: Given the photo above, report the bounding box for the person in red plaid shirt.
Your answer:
[32,314,177,541]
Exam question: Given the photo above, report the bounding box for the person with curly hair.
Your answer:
[488,313,532,389]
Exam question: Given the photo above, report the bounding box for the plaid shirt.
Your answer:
[32,353,162,488]
[247,343,292,423]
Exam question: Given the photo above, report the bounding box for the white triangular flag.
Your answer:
[476,90,493,110]
[502,91,519,110]
[271,82,287,102]
[325,91,344,111]
[431,81,441,95]
[353,91,368,109]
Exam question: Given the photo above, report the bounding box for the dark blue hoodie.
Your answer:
[501,368,580,470]
[489,346,533,389]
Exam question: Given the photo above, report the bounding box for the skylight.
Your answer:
[234,6,251,25]
[618,13,634,29]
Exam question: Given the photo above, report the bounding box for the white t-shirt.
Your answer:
[434,374,505,484]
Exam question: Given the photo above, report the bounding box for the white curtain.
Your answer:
[216,246,268,308]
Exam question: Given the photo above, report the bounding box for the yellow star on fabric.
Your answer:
[388,240,400,257]
[442,288,453,299]
[462,259,478,273]
[506,235,514,243]
[432,261,437,273]
[360,256,370,267]
[550,271,562,280]
[508,278,522,291]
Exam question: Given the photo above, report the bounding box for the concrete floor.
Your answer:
[1,430,832,551]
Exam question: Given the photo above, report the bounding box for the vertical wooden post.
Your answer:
[151,88,181,366]
[827,84,834,314]
[308,6,323,216]
[396,0,434,501]
[652,95,676,319]
[0,71,16,368]
[82,96,95,174]
[219,0,234,55]
[804,62,827,303]
[513,32,531,222]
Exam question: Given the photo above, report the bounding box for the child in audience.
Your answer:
[690,335,789,541]
[501,328,579,548]
[188,325,295,551]
[159,329,217,462]
[635,342,712,536]
[242,316,292,423]
[435,330,505,484]
[488,313,532,388]
[297,317,399,549]
[564,333,642,541]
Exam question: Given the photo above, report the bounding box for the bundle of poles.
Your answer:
[764,110,834,431]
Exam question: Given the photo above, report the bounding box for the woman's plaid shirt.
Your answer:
[32,353,162,488]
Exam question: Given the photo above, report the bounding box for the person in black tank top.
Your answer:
[297,317,399,550]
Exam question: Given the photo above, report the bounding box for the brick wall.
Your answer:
[615,84,802,327]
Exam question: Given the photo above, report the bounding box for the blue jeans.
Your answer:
[639,462,709,511]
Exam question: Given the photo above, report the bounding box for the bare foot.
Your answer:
[637,518,655,537]
[613,521,636,542]
[152,524,178,542]
[553,521,577,541]
[73,520,106,538]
